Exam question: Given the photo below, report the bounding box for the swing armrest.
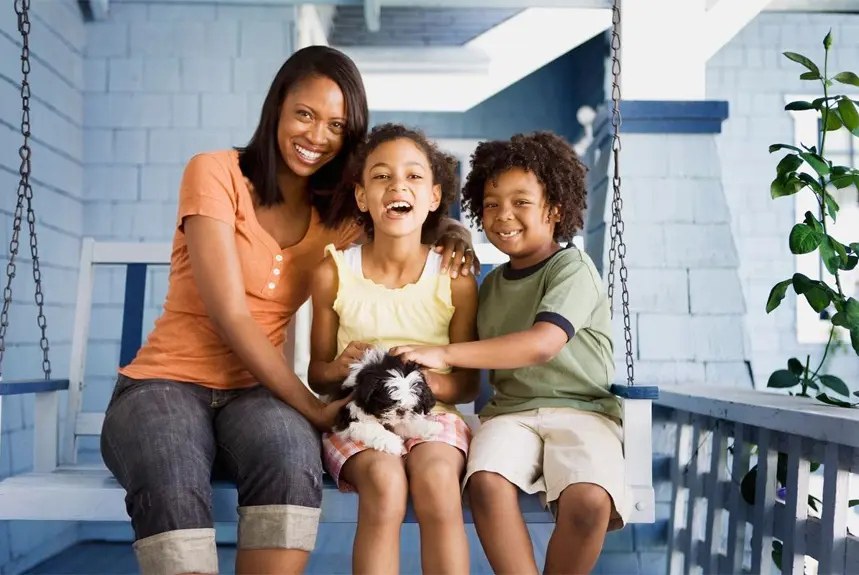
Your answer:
[610,384,659,400]
[0,379,70,396]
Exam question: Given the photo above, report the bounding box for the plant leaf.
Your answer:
[824,110,844,131]
[819,235,849,274]
[770,177,799,199]
[832,175,854,189]
[819,374,850,396]
[785,100,816,111]
[804,286,832,313]
[787,357,804,376]
[777,153,803,175]
[850,499,859,507]
[815,393,856,408]
[768,369,800,389]
[769,143,803,154]
[824,191,840,221]
[799,152,830,176]
[845,254,858,271]
[834,71,859,87]
[803,211,824,232]
[789,223,823,254]
[852,327,859,356]
[766,279,792,313]
[800,71,821,81]
[783,52,821,76]
[838,97,859,132]
[797,172,822,192]
[846,297,859,327]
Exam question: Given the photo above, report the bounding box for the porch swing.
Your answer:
[0,0,657,527]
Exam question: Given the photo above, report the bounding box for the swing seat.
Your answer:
[0,239,656,525]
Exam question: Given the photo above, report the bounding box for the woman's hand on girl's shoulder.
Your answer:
[433,231,479,279]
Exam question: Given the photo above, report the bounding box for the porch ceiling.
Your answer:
[328,6,521,47]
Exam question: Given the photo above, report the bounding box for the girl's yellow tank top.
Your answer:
[324,243,460,415]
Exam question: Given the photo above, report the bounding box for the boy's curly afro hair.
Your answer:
[345,123,459,240]
[460,131,587,242]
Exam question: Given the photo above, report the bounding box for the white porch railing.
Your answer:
[657,384,859,575]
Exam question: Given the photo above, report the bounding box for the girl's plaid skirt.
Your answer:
[322,412,472,492]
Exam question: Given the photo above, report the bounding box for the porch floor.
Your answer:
[25,525,548,574]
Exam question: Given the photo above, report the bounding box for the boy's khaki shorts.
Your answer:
[463,407,629,531]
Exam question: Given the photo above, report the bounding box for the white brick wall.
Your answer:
[707,12,859,388]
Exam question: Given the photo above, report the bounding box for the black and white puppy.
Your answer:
[330,346,443,456]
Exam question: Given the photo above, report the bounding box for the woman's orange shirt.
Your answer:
[118,149,361,389]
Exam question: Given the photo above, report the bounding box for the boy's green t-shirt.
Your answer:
[476,246,621,421]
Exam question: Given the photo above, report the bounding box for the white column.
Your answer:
[621,0,707,101]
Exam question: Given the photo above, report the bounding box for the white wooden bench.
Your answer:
[0,239,656,525]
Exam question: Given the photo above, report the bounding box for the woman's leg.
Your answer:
[339,448,409,575]
[405,434,469,575]
[100,375,218,575]
[215,385,324,575]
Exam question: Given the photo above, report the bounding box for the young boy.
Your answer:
[391,131,628,575]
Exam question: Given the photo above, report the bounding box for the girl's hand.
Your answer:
[434,233,479,279]
[390,345,450,370]
[329,341,374,381]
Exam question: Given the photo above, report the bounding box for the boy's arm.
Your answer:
[423,273,481,404]
[393,254,600,371]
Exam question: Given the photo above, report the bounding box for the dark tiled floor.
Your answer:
[26,525,552,574]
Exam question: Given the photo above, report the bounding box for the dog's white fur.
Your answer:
[338,346,443,456]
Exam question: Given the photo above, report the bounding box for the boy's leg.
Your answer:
[330,434,408,575]
[541,408,628,575]
[404,414,470,575]
[464,412,544,575]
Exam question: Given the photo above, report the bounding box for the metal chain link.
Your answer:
[605,0,634,387]
[0,0,53,381]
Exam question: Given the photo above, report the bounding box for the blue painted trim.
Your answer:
[611,384,660,400]
[119,264,147,368]
[617,100,729,134]
[0,378,70,395]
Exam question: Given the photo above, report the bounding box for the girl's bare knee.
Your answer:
[410,457,463,521]
[353,454,409,524]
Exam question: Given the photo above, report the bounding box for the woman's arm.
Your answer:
[184,215,345,430]
[423,273,481,405]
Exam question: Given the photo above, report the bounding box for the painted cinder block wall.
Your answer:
[0,1,85,572]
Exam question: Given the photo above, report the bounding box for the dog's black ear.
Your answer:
[354,367,398,416]
[414,373,436,415]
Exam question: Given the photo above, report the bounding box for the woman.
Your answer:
[99,45,476,575]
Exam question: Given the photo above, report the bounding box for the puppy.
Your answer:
[331,346,443,456]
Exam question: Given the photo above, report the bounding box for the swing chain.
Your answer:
[0,0,53,381]
[605,0,634,387]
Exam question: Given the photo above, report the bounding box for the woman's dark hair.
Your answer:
[346,123,459,240]
[460,131,587,241]
[237,45,369,228]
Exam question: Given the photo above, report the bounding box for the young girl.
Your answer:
[307,123,480,575]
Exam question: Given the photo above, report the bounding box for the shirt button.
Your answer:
[267,282,276,289]
[275,254,283,262]
[273,268,280,275]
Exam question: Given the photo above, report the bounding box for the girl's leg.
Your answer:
[340,448,409,575]
[405,441,468,575]
[216,386,324,575]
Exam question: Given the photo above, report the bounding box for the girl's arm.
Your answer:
[307,256,372,395]
[423,273,481,404]
[183,216,347,430]
[393,322,568,371]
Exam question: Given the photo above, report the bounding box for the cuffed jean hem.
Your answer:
[237,504,321,551]
[133,527,218,575]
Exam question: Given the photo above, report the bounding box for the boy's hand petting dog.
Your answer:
[390,345,450,370]
[329,341,374,381]
[310,392,354,432]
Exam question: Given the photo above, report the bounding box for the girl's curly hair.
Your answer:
[345,123,459,240]
[460,131,587,241]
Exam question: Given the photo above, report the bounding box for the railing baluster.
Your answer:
[782,434,809,575]
[725,423,749,574]
[703,422,726,574]
[668,410,694,575]
[819,442,849,574]
[684,415,707,574]
[750,427,777,575]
